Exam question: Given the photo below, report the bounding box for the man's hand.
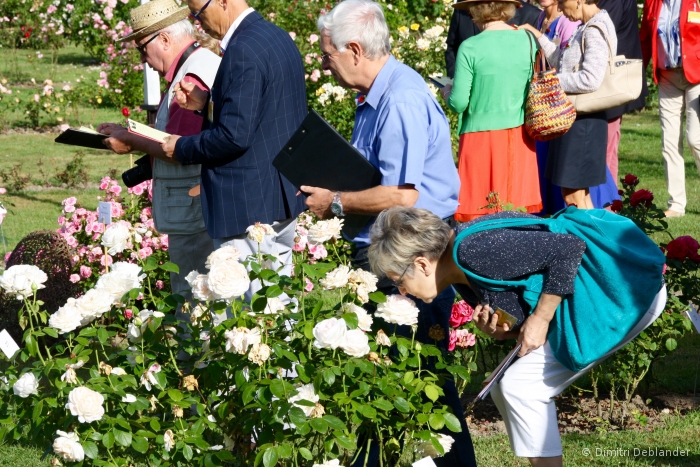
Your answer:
[517,313,550,357]
[161,135,182,160]
[473,303,517,340]
[174,80,207,111]
[301,185,334,219]
[103,130,134,154]
[97,123,125,135]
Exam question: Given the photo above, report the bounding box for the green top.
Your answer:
[448,29,535,134]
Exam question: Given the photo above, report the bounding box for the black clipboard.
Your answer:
[465,344,522,414]
[55,128,109,150]
[273,110,382,239]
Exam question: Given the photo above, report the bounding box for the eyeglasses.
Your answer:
[189,0,212,23]
[135,33,160,55]
[321,51,334,64]
[391,262,412,288]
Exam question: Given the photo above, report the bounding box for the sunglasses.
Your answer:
[189,0,213,23]
[135,33,160,55]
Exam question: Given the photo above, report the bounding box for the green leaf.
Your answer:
[429,413,445,430]
[424,385,439,402]
[32,400,43,423]
[183,444,194,461]
[132,436,149,454]
[323,415,347,431]
[665,338,678,351]
[150,419,161,431]
[323,369,335,386]
[114,429,132,447]
[309,418,329,433]
[266,285,283,298]
[288,407,308,426]
[373,398,394,412]
[368,291,386,303]
[263,446,278,467]
[97,327,109,344]
[394,397,411,413]
[340,312,358,330]
[102,431,115,449]
[403,371,415,385]
[168,389,184,402]
[299,447,313,460]
[443,413,463,433]
[334,434,356,450]
[159,262,180,273]
[44,327,58,338]
[83,441,99,459]
[143,255,159,271]
[356,404,377,419]
[270,379,291,399]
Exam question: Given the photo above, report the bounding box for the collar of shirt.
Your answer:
[357,55,398,110]
[164,40,197,84]
[220,7,255,52]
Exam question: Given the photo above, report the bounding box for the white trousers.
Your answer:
[658,68,700,214]
[490,286,667,458]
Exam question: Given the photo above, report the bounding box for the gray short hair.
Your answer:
[317,0,391,60]
[159,19,194,42]
[368,207,452,278]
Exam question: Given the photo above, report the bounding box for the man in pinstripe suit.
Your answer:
[160,0,307,296]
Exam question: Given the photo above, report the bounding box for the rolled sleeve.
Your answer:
[374,102,429,187]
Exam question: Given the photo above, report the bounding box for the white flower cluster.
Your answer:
[186,246,251,302]
[65,386,105,423]
[48,262,145,334]
[288,383,319,417]
[375,294,420,326]
[223,326,271,365]
[313,317,370,358]
[416,434,454,458]
[319,265,378,303]
[0,264,47,300]
[101,221,131,255]
[316,83,348,107]
[307,217,343,244]
[246,222,276,243]
[53,430,85,462]
[127,309,165,343]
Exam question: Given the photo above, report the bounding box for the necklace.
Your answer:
[482,20,506,31]
[540,12,562,33]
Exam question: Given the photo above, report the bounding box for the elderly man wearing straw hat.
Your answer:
[96,0,219,304]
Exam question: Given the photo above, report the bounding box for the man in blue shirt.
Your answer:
[302,1,472,466]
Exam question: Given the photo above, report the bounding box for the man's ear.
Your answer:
[347,41,362,64]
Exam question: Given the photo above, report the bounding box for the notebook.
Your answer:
[54,126,109,150]
[464,344,522,414]
[273,110,382,239]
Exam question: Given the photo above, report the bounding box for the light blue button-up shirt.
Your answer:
[657,0,682,69]
[349,55,460,247]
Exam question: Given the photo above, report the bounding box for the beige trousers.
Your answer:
[658,68,700,213]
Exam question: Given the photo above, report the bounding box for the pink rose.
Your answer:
[156,280,164,290]
[80,265,92,278]
[454,329,476,349]
[309,34,319,45]
[64,205,76,213]
[110,184,122,196]
[310,69,321,82]
[309,243,327,260]
[124,309,133,319]
[63,196,77,206]
[305,277,314,292]
[57,216,65,225]
[0,188,6,194]
[69,274,80,283]
[65,235,78,247]
[449,300,474,328]
[100,255,113,267]
[138,247,153,259]
[448,329,457,352]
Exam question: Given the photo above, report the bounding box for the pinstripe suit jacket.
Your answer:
[175,11,307,239]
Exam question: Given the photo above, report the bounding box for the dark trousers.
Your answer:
[350,246,477,467]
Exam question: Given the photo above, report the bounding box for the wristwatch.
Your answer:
[330,191,345,217]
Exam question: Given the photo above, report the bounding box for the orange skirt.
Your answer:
[455,126,542,222]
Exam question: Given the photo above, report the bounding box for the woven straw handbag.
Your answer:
[524,36,577,142]
[567,23,643,114]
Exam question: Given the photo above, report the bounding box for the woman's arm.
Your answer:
[517,292,562,356]
[518,24,562,69]
[447,43,475,113]
[558,24,615,93]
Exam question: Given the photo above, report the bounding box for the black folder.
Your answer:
[465,344,522,414]
[55,128,109,150]
[273,110,382,239]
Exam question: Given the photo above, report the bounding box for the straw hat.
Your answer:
[452,0,522,10]
[119,0,190,42]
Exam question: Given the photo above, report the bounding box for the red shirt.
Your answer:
[162,41,209,135]
[641,0,700,84]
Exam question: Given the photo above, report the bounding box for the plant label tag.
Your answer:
[412,457,438,467]
[0,329,20,359]
[98,201,112,225]
[685,304,700,334]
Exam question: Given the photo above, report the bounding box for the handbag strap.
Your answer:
[577,22,615,71]
[452,217,556,290]
[524,30,549,75]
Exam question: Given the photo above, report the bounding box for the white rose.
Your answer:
[205,245,241,269]
[320,265,350,290]
[164,429,175,452]
[343,303,373,332]
[307,218,343,245]
[60,361,85,385]
[122,394,137,403]
[263,296,286,315]
[340,329,370,358]
[49,298,83,334]
[53,430,85,462]
[375,329,391,346]
[66,386,105,423]
[0,264,48,300]
[127,309,163,343]
[140,363,162,391]
[312,318,347,350]
[207,261,250,301]
[417,434,454,458]
[13,372,39,398]
[224,327,261,354]
[101,222,131,255]
[289,383,319,417]
[248,343,271,365]
[74,288,113,325]
[347,269,378,303]
[95,262,144,301]
[313,459,343,467]
[186,272,214,302]
[375,294,419,326]
[246,222,276,243]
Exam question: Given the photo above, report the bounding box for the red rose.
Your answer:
[622,174,639,187]
[666,236,700,262]
[121,107,130,118]
[23,32,30,38]
[610,199,623,213]
[618,189,624,196]
[629,189,654,208]
[449,300,474,328]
